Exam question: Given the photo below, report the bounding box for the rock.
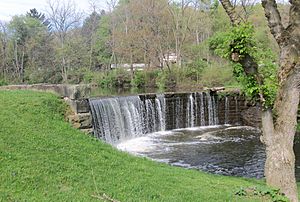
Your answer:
[64,98,90,113]
[81,128,94,135]
[65,85,91,99]
[210,87,225,92]
[0,84,91,99]
[68,113,92,129]
[241,106,262,128]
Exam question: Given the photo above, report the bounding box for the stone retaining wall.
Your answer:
[1,84,93,133]
[1,84,263,134]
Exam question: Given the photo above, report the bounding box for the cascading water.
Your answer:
[225,96,229,124]
[199,93,205,126]
[89,92,238,144]
[155,94,166,131]
[206,92,218,126]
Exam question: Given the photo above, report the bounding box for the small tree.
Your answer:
[211,1,300,201]
[46,0,83,83]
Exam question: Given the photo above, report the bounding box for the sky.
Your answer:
[0,0,107,22]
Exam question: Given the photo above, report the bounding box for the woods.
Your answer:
[0,0,281,89]
[0,0,300,201]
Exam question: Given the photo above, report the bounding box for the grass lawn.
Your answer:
[0,90,296,201]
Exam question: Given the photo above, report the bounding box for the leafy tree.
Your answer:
[8,15,49,83]
[46,0,83,83]
[27,8,52,31]
[212,1,300,201]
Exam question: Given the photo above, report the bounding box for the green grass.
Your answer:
[0,90,292,201]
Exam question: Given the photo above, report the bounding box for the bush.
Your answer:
[131,71,146,88]
[0,78,8,86]
[156,70,176,90]
[184,59,207,81]
[98,69,131,88]
[144,69,160,88]
[200,64,234,87]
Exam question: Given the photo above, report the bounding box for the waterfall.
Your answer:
[89,92,224,144]
[212,96,219,125]
[175,97,183,128]
[89,96,144,144]
[235,96,240,124]
[145,99,156,133]
[155,94,166,131]
[206,93,214,125]
[225,96,229,124]
[199,93,205,126]
[188,93,195,127]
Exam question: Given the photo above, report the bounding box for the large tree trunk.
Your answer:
[219,0,300,201]
[261,0,300,199]
[262,44,300,201]
[262,89,299,201]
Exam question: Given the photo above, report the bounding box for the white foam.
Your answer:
[173,125,223,132]
[225,126,258,131]
[117,136,155,153]
[196,132,223,141]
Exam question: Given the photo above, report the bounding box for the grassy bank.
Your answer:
[0,90,292,201]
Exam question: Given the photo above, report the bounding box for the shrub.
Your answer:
[144,69,160,88]
[0,78,8,86]
[97,69,131,88]
[156,70,176,90]
[200,64,234,87]
[131,71,146,88]
[184,59,207,81]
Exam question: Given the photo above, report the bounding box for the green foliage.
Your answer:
[9,15,47,45]
[97,69,131,88]
[144,69,160,88]
[94,15,112,69]
[0,77,8,86]
[156,70,177,90]
[209,23,278,108]
[235,187,289,202]
[131,71,146,88]
[1,90,287,201]
[201,65,234,87]
[185,59,207,81]
[209,23,256,60]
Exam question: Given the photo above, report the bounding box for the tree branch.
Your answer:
[287,0,300,36]
[219,0,239,25]
[261,0,285,46]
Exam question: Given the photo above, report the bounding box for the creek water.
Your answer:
[117,125,300,180]
[89,92,300,180]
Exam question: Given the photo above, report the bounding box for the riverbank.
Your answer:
[0,90,297,201]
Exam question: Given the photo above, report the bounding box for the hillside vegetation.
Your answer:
[0,90,290,201]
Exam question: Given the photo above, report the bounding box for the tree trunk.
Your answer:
[218,0,300,201]
[20,50,25,83]
[262,1,300,201]
[262,47,300,201]
[130,53,134,79]
[262,90,299,201]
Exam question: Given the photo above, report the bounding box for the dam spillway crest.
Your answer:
[89,92,243,144]
[88,92,300,179]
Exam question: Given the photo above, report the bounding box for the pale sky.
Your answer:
[0,0,107,22]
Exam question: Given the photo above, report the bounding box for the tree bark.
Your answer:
[219,0,300,201]
[219,0,240,25]
[261,1,300,200]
